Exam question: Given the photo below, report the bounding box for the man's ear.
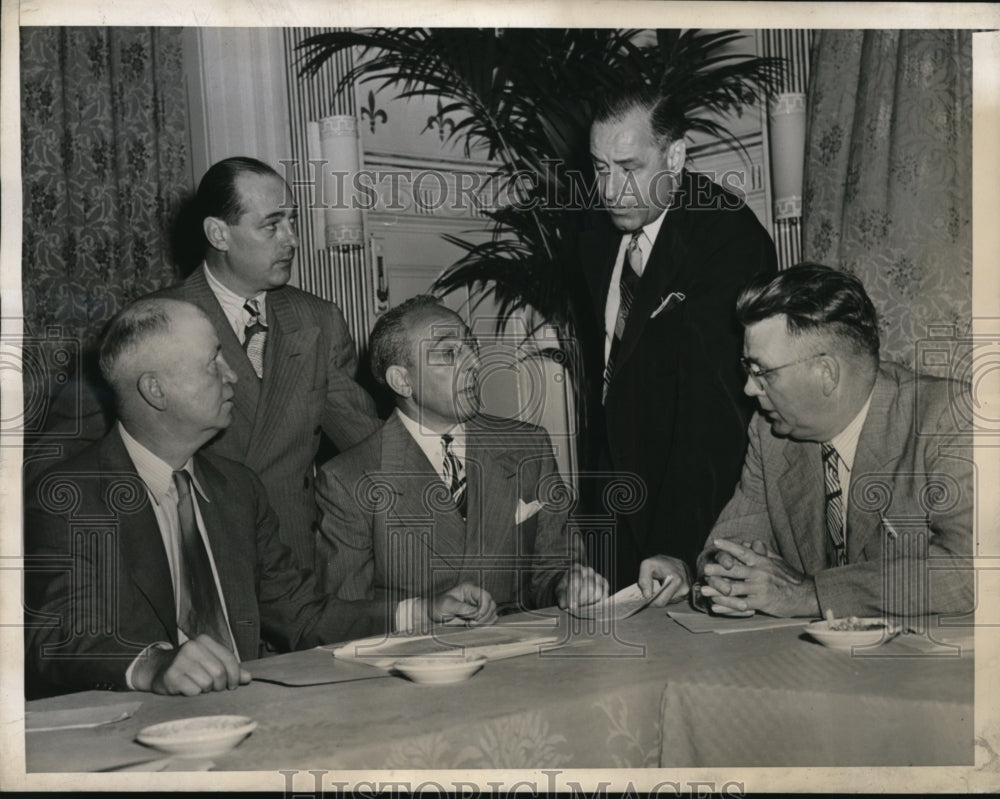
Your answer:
[385,365,412,398]
[667,138,686,173]
[137,372,167,411]
[818,355,840,396]
[203,216,229,252]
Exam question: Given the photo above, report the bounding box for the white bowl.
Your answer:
[393,655,487,685]
[806,618,900,651]
[137,715,258,758]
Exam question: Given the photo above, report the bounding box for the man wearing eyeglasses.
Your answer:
[639,264,973,618]
[315,295,607,620]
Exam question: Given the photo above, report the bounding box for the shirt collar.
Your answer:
[394,407,466,463]
[826,389,875,472]
[203,262,267,322]
[118,422,209,506]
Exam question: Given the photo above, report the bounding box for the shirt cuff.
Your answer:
[394,597,423,634]
[125,642,173,690]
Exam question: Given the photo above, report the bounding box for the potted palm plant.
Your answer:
[296,28,783,443]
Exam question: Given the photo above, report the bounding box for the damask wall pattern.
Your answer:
[20,27,191,351]
[802,30,972,370]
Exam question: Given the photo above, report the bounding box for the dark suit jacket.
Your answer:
[315,412,578,610]
[580,170,777,584]
[23,427,389,698]
[25,266,382,568]
[700,362,975,617]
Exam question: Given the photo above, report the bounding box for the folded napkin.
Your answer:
[26,700,142,732]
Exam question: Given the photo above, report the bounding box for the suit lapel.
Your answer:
[250,289,313,454]
[613,171,694,376]
[777,437,828,573]
[846,369,905,560]
[181,268,260,434]
[380,415,466,567]
[100,430,178,643]
[465,421,519,558]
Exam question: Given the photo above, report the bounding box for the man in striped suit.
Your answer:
[25,157,381,568]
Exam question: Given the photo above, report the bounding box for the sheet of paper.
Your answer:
[25,700,143,732]
[246,646,389,686]
[327,625,562,669]
[667,606,810,634]
[567,582,666,621]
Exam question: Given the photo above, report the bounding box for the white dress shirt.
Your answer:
[603,208,669,365]
[203,262,267,344]
[824,389,875,528]
[118,423,238,687]
[395,407,466,485]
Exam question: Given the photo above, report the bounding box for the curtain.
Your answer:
[801,31,972,369]
[20,27,191,352]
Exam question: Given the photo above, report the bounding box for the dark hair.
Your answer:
[736,263,880,359]
[98,298,175,391]
[593,83,687,145]
[368,295,445,386]
[195,156,282,224]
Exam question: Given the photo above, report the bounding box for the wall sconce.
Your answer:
[308,114,364,251]
[768,92,807,221]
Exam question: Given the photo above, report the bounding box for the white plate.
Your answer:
[393,655,487,685]
[806,618,900,650]
[137,715,258,758]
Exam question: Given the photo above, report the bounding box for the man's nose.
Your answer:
[220,356,238,385]
[743,374,764,398]
[282,220,299,249]
[602,171,620,204]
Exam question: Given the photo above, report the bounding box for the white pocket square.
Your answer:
[516,499,544,524]
[650,292,686,319]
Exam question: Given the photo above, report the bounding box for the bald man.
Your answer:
[24,298,495,699]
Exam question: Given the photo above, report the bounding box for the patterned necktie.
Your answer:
[243,298,268,379]
[173,470,235,652]
[441,434,467,519]
[821,443,847,566]
[603,231,643,403]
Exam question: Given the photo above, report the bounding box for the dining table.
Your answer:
[21,606,975,774]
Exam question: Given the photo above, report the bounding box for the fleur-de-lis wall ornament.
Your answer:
[424,98,455,141]
[360,90,387,133]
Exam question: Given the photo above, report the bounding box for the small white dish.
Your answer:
[393,655,487,685]
[806,618,900,650]
[136,715,257,758]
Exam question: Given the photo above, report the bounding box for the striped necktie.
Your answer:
[243,298,267,379]
[173,470,235,652]
[603,231,643,403]
[821,443,847,566]
[441,434,467,519]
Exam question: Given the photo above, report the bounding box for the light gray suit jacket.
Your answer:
[315,412,579,610]
[700,362,974,617]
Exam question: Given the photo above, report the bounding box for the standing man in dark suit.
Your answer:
[316,296,608,613]
[581,85,778,591]
[24,298,494,698]
[26,157,381,568]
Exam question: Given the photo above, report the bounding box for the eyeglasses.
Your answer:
[739,352,826,387]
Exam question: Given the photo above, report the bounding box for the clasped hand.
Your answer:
[556,563,609,610]
[699,538,819,617]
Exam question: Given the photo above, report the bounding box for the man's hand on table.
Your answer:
[699,538,820,617]
[130,634,251,696]
[637,555,691,606]
[424,582,498,626]
[556,563,609,610]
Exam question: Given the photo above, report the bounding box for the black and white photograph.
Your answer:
[2,0,998,793]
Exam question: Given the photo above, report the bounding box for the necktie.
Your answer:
[603,231,643,403]
[821,443,847,566]
[441,434,467,519]
[243,298,268,379]
[173,470,235,652]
